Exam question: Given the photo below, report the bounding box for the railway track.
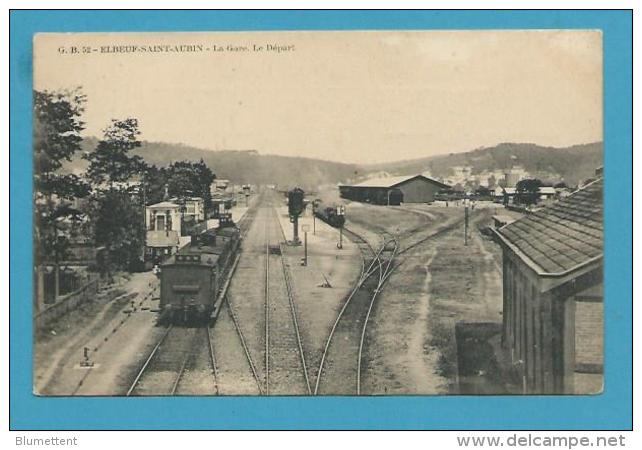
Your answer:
[172,326,220,395]
[125,194,266,397]
[340,227,377,278]
[314,225,397,395]
[313,205,459,395]
[261,197,310,395]
[216,191,310,395]
[126,325,209,396]
[223,296,265,394]
[346,207,470,395]
[271,206,312,395]
[396,214,465,256]
[209,191,265,395]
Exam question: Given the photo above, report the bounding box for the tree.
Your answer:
[166,159,216,218]
[33,88,90,298]
[475,185,491,198]
[141,164,169,206]
[92,189,146,273]
[84,118,144,187]
[516,178,543,205]
[84,118,146,273]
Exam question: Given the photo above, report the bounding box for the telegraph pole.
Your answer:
[302,224,310,266]
[464,198,469,246]
[337,205,345,249]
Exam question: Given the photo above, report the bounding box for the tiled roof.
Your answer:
[340,174,449,189]
[497,178,603,274]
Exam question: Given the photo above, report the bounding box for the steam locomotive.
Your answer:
[312,200,346,229]
[158,215,240,324]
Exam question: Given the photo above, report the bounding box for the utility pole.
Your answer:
[336,205,345,249]
[302,224,310,266]
[464,197,469,246]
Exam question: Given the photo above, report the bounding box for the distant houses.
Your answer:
[494,177,603,394]
[493,186,559,205]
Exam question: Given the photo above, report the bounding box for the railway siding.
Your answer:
[224,202,270,389]
[314,236,395,395]
[272,203,362,393]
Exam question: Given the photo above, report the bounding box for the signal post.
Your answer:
[287,187,305,246]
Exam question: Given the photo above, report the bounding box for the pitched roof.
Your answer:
[169,196,203,202]
[497,178,603,275]
[340,174,449,189]
[148,201,179,209]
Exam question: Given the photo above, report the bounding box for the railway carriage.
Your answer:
[159,221,240,324]
[313,200,346,228]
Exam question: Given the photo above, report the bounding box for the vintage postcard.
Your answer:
[32,30,603,397]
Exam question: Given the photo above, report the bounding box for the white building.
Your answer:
[538,186,557,202]
[145,201,181,260]
[504,165,529,187]
[169,197,205,222]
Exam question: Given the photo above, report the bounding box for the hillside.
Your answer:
[62,139,602,189]
[362,142,603,186]
[64,138,359,191]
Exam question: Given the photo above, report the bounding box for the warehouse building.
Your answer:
[338,175,450,204]
[494,178,603,394]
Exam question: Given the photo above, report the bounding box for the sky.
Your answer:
[34,31,602,164]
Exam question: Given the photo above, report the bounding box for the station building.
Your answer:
[494,178,603,394]
[338,174,450,204]
[145,201,182,260]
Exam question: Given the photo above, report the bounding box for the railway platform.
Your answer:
[273,205,363,389]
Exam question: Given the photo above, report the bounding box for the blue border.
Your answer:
[10,10,632,430]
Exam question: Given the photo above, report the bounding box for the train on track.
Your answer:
[159,216,241,325]
[312,200,346,228]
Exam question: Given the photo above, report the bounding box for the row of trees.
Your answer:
[34,88,216,277]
